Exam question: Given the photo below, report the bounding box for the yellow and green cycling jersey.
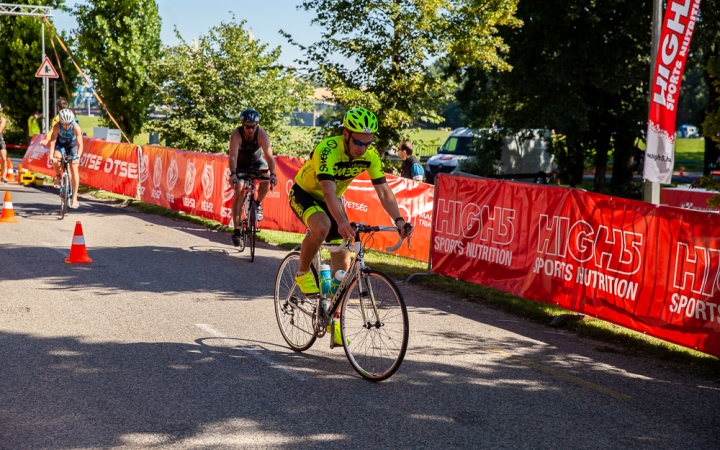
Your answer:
[294,135,387,201]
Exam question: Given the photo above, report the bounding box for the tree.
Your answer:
[283,0,520,153]
[74,0,161,142]
[0,0,78,142]
[147,20,313,154]
[454,0,652,193]
[689,1,720,175]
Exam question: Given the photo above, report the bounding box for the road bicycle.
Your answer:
[233,169,271,262]
[57,154,74,220]
[274,224,410,381]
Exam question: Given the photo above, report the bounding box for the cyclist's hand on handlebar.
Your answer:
[230,173,239,184]
[269,173,278,187]
[337,220,356,241]
[396,220,414,238]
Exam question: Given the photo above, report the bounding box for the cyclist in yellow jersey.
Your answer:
[290,108,414,294]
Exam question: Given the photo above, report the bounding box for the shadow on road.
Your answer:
[1,243,282,301]
[1,327,717,449]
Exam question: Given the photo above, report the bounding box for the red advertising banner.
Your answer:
[22,135,55,177]
[22,135,139,198]
[661,187,720,212]
[79,139,139,198]
[343,173,433,261]
[139,145,234,224]
[644,0,702,183]
[136,147,434,261]
[431,174,720,357]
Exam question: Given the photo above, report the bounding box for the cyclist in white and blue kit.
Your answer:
[48,109,83,209]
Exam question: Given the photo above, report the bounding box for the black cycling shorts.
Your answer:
[289,184,344,243]
[234,157,268,181]
[55,141,79,159]
[0,133,6,151]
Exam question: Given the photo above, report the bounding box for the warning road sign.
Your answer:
[36,57,58,78]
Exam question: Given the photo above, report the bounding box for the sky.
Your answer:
[52,0,323,67]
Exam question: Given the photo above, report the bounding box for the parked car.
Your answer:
[425,128,554,183]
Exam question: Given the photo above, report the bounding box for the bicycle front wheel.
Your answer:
[248,200,257,262]
[274,251,317,351]
[59,173,68,219]
[341,270,409,381]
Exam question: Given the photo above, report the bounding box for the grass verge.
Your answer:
[83,188,720,380]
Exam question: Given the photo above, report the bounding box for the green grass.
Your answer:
[637,137,706,171]
[407,129,452,145]
[80,189,719,380]
[76,115,149,146]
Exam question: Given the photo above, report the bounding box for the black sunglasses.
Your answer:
[351,137,374,148]
[243,124,257,130]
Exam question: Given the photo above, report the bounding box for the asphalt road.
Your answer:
[1,182,719,449]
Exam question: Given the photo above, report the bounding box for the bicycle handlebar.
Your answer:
[328,224,411,253]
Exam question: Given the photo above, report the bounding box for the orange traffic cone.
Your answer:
[16,164,23,185]
[0,191,19,223]
[6,159,15,182]
[65,221,93,264]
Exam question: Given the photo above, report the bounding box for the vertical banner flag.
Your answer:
[644,0,702,184]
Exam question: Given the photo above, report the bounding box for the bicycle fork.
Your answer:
[356,271,383,330]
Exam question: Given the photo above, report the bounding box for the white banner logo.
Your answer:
[153,156,162,189]
[140,154,149,184]
[184,161,196,197]
[222,168,234,202]
[167,159,179,190]
[202,163,215,199]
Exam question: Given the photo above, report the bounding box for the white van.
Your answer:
[425,128,554,183]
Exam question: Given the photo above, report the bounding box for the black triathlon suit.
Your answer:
[234,127,268,180]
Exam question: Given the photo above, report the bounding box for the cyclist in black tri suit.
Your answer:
[228,108,277,246]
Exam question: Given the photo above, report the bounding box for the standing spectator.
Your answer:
[0,104,7,183]
[41,98,69,146]
[27,110,41,145]
[397,141,424,182]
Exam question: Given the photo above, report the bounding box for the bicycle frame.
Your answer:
[311,226,406,338]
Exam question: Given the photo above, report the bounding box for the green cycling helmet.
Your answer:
[343,108,378,134]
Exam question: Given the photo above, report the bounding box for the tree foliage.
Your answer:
[455,0,651,194]
[283,0,520,153]
[147,20,313,154]
[0,0,78,141]
[74,0,161,141]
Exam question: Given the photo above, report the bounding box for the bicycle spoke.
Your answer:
[341,270,408,381]
[274,252,316,351]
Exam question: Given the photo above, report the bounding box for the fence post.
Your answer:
[405,179,440,283]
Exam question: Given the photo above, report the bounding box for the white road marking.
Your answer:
[195,324,306,381]
[41,242,68,258]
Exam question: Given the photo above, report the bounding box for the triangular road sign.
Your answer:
[36,57,59,78]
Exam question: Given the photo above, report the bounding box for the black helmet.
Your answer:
[240,108,260,123]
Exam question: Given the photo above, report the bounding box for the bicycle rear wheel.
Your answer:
[341,269,409,381]
[274,251,317,351]
[248,199,257,262]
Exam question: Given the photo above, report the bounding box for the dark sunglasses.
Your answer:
[243,124,257,130]
[351,137,374,148]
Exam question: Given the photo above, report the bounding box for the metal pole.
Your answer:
[643,0,663,204]
[53,79,57,113]
[41,19,47,134]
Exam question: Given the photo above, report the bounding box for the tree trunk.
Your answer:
[703,43,720,174]
[611,131,636,188]
[593,134,610,193]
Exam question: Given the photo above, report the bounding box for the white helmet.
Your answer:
[59,109,75,125]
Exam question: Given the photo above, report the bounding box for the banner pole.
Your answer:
[405,175,441,283]
[643,0,664,205]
